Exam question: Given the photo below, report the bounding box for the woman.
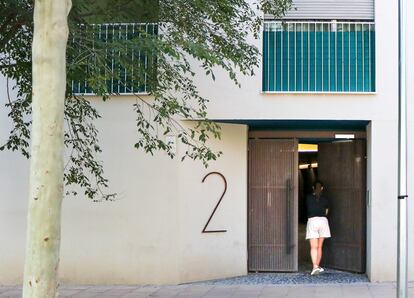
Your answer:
[306,180,331,275]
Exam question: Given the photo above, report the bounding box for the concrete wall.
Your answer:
[177,123,248,283]
[406,0,414,285]
[0,79,249,284]
[59,97,182,285]
[0,74,29,285]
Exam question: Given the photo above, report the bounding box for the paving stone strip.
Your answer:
[0,283,414,298]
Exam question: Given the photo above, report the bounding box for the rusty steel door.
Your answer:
[318,140,366,273]
[248,139,298,272]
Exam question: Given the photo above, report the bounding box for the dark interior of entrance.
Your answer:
[298,144,318,271]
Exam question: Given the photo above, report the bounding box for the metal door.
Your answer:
[248,139,298,272]
[318,140,366,273]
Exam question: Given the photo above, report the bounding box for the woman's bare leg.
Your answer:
[309,238,319,269]
[316,238,325,267]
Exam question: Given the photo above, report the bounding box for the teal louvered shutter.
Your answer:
[262,22,375,93]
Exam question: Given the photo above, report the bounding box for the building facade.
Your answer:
[0,0,414,285]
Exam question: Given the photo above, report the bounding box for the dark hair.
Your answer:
[312,180,324,188]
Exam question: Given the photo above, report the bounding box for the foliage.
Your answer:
[0,0,291,201]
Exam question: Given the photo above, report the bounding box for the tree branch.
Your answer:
[0,63,17,70]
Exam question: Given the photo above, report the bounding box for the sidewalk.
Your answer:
[1,283,413,298]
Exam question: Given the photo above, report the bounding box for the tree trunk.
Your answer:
[23,1,72,297]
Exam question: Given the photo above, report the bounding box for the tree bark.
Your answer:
[23,1,72,297]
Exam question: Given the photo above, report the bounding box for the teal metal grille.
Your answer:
[262,21,375,92]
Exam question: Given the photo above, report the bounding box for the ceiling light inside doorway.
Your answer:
[298,144,318,152]
[335,134,355,139]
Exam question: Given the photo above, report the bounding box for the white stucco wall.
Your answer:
[0,74,29,285]
[59,97,182,285]
[406,0,414,285]
[177,123,248,283]
[0,81,249,284]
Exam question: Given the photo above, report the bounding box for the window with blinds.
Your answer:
[265,0,374,21]
[72,23,158,95]
[262,21,376,93]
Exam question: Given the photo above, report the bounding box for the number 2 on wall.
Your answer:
[201,172,227,233]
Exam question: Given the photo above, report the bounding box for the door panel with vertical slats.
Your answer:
[248,139,298,272]
[318,140,366,273]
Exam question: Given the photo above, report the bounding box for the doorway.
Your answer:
[248,131,367,273]
[297,143,318,271]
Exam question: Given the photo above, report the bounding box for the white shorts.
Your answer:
[306,217,331,239]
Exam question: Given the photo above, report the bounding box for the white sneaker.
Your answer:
[310,267,321,276]
[318,267,325,273]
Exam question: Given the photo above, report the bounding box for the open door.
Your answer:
[248,139,298,272]
[318,140,366,273]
